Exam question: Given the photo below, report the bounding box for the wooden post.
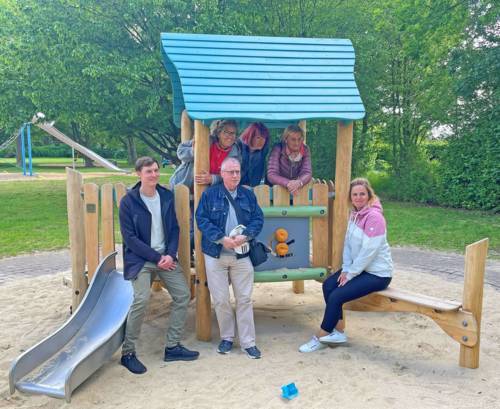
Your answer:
[331,121,353,271]
[175,184,193,298]
[101,183,115,261]
[66,168,87,311]
[459,238,489,368]
[299,119,307,143]
[83,183,99,282]
[312,183,329,270]
[194,120,211,341]
[180,110,194,297]
[290,119,308,293]
[181,110,192,143]
[327,180,335,266]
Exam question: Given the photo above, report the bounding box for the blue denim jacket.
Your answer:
[195,183,264,258]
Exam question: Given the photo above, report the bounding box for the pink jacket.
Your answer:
[267,142,312,187]
[342,199,393,280]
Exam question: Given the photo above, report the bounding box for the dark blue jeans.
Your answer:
[320,270,391,333]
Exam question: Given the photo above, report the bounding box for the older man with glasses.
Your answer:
[195,157,264,359]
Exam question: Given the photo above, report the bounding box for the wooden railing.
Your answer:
[66,168,193,311]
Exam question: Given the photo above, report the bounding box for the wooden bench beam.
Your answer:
[376,287,461,312]
[344,291,478,347]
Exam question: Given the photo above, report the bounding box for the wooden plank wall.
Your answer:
[80,181,191,296]
[73,174,333,307]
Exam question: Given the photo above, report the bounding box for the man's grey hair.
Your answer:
[220,157,241,171]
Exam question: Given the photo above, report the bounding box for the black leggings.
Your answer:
[320,270,391,333]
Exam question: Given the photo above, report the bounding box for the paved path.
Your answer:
[0,247,499,290]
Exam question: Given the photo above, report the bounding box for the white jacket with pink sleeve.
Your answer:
[342,199,393,281]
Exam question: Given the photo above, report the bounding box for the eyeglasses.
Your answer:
[222,170,240,176]
[222,129,237,137]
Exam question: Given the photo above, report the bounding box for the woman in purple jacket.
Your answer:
[266,125,312,195]
[299,178,392,352]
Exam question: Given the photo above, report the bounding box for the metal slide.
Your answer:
[36,122,127,172]
[9,252,133,402]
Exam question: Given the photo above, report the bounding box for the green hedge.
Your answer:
[438,127,499,211]
[367,133,499,212]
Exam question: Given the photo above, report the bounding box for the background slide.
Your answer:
[36,121,127,173]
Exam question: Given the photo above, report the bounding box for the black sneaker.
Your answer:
[164,343,200,362]
[120,352,147,374]
[243,346,261,359]
[217,340,233,354]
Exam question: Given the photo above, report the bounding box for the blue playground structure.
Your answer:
[19,122,33,176]
[161,32,365,341]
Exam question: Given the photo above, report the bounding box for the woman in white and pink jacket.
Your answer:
[299,178,393,352]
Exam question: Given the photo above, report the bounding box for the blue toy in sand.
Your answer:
[281,382,299,400]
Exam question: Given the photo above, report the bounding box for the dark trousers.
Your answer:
[320,270,391,333]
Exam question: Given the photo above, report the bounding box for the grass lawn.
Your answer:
[0,174,172,257]
[0,176,498,258]
[383,201,498,255]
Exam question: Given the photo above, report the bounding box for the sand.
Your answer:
[1,269,499,409]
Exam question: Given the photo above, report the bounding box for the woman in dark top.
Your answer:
[238,122,270,187]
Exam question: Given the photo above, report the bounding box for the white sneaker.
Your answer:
[319,329,348,344]
[299,336,326,353]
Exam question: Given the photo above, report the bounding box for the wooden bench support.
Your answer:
[344,238,488,368]
[345,291,478,347]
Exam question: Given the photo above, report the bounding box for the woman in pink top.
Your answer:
[299,178,392,353]
[266,125,312,195]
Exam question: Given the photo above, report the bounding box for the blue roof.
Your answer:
[161,33,365,128]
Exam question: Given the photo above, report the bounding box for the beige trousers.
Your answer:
[204,254,256,349]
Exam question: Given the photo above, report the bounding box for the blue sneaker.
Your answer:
[217,340,233,354]
[243,346,261,359]
[120,352,147,374]
[164,344,200,362]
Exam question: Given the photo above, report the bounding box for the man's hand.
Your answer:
[158,255,176,271]
[194,170,212,185]
[232,234,247,246]
[286,179,302,195]
[222,236,238,249]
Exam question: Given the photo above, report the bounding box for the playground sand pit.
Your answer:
[1,270,499,409]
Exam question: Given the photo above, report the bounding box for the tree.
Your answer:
[439,1,500,210]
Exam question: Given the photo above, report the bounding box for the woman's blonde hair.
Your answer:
[210,119,238,140]
[348,178,378,209]
[281,124,304,142]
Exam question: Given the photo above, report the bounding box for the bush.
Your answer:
[438,126,500,211]
[307,120,337,180]
[368,148,439,204]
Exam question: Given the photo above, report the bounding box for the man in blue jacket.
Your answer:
[119,156,199,374]
[196,157,264,359]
